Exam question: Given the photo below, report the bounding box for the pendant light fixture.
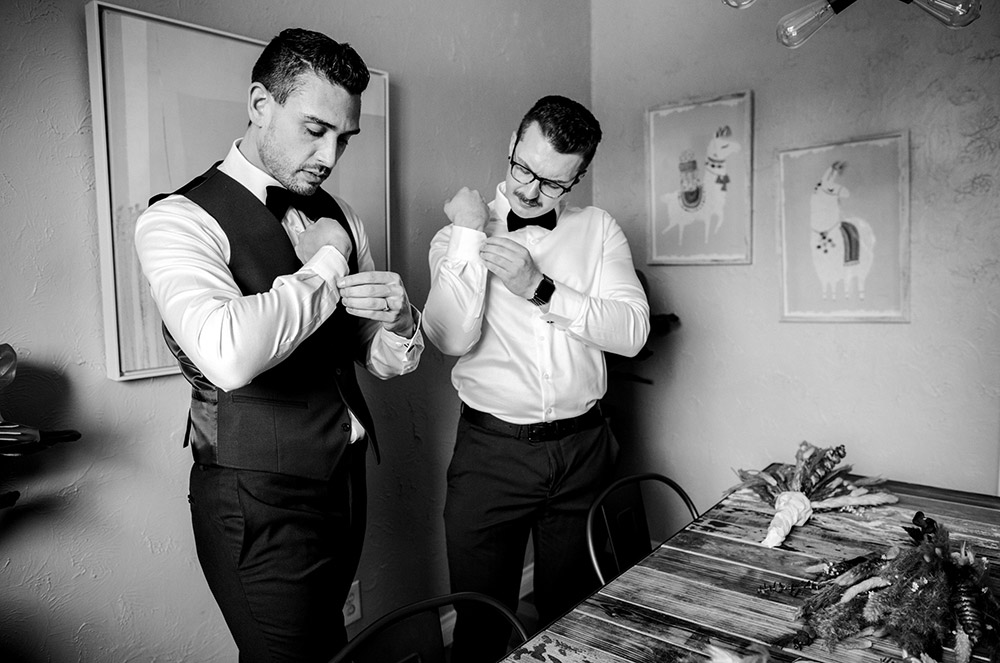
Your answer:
[722,0,982,48]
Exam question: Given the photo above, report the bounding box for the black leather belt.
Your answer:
[460,403,603,442]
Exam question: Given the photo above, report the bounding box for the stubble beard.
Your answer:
[258,129,322,196]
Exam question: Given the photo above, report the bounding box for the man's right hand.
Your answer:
[444,187,489,232]
[295,217,352,264]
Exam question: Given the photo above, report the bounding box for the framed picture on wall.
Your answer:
[779,131,910,322]
[646,90,753,265]
[85,1,390,380]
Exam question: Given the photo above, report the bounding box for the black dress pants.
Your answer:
[444,414,618,663]
[189,440,367,663]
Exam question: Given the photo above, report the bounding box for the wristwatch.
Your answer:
[529,274,555,307]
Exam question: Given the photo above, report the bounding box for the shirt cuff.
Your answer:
[447,225,486,261]
[540,278,583,326]
[305,244,350,284]
[382,306,424,352]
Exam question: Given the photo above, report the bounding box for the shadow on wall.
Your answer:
[0,345,83,662]
[0,343,81,517]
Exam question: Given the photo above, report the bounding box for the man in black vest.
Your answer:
[135,28,423,662]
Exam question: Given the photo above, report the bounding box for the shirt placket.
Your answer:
[535,315,556,422]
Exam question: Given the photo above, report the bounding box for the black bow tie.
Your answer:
[265,186,325,221]
[507,209,557,232]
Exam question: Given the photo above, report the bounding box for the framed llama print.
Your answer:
[779,132,910,322]
[647,91,752,265]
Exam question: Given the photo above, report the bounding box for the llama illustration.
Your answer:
[660,126,741,244]
[809,161,876,300]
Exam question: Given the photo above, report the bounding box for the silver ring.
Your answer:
[383,298,390,312]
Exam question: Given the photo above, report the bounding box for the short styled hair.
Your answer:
[252,28,370,103]
[516,95,603,173]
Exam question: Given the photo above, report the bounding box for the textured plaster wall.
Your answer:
[0,0,589,659]
[592,1,1000,512]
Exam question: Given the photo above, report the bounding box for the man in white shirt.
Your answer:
[422,95,650,661]
[135,28,423,663]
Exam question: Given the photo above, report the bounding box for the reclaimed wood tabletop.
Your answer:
[500,475,1000,663]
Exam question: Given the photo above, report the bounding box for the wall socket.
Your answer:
[343,579,361,625]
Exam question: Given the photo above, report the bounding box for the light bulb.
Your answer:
[904,0,981,27]
[776,0,859,48]
[721,0,758,8]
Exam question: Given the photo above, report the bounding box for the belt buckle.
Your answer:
[526,421,558,442]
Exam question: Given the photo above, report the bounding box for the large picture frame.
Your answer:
[779,132,910,323]
[85,1,390,380]
[647,90,753,265]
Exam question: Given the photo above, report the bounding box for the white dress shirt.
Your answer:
[135,141,423,438]
[423,183,649,425]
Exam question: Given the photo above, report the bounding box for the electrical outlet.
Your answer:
[343,579,361,625]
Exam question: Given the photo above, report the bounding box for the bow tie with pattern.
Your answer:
[507,209,557,232]
[265,186,326,221]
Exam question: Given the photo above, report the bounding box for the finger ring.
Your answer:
[383,299,390,312]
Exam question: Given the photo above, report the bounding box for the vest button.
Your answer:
[342,422,351,432]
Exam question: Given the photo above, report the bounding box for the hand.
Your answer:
[337,271,416,337]
[480,237,543,299]
[295,217,352,264]
[444,187,489,231]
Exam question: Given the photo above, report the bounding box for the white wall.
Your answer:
[0,1,590,659]
[591,0,1000,513]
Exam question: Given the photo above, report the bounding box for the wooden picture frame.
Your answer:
[85,1,390,380]
[647,90,753,265]
[779,132,910,322]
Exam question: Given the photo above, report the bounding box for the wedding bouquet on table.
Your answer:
[724,441,898,548]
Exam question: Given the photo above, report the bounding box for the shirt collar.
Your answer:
[218,139,283,206]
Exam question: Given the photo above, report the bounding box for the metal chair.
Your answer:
[586,472,699,585]
[328,591,529,663]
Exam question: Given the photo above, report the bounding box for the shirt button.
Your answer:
[342,422,351,432]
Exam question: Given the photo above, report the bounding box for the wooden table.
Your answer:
[501,475,1000,663]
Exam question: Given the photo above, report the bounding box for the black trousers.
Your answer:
[444,414,618,663]
[189,440,367,663]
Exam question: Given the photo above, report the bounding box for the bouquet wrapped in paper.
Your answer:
[761,491,812,548]
[724,441,898,548]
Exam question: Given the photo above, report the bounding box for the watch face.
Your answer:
[531,275,555,306]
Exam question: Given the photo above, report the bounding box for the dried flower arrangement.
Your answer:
[724,441,898,547]
[763,512,1000,663]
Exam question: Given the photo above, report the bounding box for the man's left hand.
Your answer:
[337,271,416,337]
[480,237,542,299]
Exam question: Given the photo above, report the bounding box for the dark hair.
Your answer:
[252,28,370,103]
[516,95,603,172]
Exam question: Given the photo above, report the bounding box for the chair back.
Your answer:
[586,472,699,585]
[329,591,528,663]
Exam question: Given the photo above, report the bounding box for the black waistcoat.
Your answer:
[153,164,379,479]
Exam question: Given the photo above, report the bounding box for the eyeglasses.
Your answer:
[508,138,583,198]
